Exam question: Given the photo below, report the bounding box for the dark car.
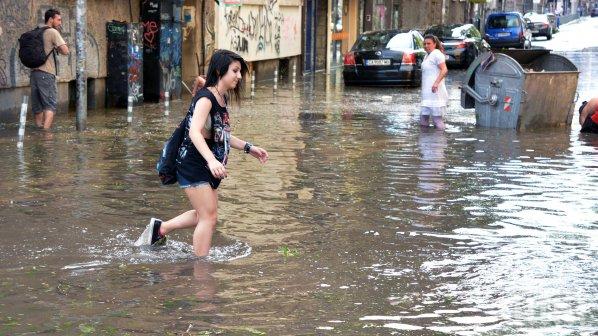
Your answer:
[591,5,598,17]
[524,13,553,39]
[484,12,532,49]
[424,23,489,68]
[342,29,426,86]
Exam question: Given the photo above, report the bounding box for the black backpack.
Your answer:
[18,27,53,68]
[156,116,187,185]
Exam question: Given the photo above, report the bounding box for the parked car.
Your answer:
[524,13,553,39]
[483,12,532,49]
[424,23,490,68]
[342,29,426,86]
[591,5,598,17]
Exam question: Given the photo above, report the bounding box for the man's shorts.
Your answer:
[30,70,57,114]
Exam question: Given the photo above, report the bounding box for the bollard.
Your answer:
[273,67,278,93]
[292,63,296,86]
[127,95,133,123]
[17,96,29,148]
[251,71,255,99]
[164,91,170,116]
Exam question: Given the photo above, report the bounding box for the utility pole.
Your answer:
[75,0,87,131]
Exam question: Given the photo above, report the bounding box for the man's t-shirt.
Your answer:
[36,26,66,75]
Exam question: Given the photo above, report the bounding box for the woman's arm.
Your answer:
[230,135,269,164]
[432,56,448,93]
[190,98,228,178]
[192,76,206,95]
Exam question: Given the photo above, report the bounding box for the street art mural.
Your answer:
[106,21,143,107]
[128,23,143,104]
[142,0,161,102]
[0,2,100,89]
[217,0,301,62]
[142,0,182,102]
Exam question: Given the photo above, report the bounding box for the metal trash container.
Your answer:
[461,49,579,130]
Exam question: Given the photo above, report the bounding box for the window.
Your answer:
[487,15,520,29]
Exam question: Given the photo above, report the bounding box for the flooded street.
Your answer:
[1,51,597,335]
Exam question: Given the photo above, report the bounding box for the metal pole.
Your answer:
[127,95,133,123]
[251,71,255,98]
[292,63,296,86]
[273,66,278,93]
[17,96,29,148]
[75,0,87,131]
[164,91,170,115]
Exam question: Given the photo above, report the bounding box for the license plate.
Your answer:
[365,59,391,66]
[531,30,539,33]
[497,32,510,37]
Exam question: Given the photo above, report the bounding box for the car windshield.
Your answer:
[426,24,471,38]
[353,31,412,51]
[525,13,548,23]
[487,15,519,29]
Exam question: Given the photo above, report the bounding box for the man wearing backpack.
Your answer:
[28,8,69,130]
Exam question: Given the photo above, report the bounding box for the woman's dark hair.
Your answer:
[204,49,248,105]
[44,8,61,23]
[423,34,445,54]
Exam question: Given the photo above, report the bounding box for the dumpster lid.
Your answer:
[495,49,551,64]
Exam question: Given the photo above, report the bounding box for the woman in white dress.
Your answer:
[420,35,448,130]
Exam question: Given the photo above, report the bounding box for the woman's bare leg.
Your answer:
[432,116,445,130]
[160,210,199,235]
[184,185,219,257]
[420,115,430,127]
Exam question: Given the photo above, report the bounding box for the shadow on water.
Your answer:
[0,53,597,334]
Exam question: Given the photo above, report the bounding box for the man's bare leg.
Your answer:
[42,110,55,130]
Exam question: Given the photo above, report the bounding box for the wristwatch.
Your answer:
[244,142,253,153]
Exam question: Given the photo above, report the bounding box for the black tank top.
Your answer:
[180,87,231,164]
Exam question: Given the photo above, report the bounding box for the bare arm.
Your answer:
[432,61,448,93]
[230,135,269,164]
[579,98,598,125]
[192,76,206,95]
[56,44,69,55]
[190,98,227,178]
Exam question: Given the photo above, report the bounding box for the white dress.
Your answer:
[421,49,448,108]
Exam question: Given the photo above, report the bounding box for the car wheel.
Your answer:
[546,29,552,40]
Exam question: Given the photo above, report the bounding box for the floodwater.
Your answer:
[1,52,597,335]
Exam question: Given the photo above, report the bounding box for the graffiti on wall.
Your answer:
[218,2,301,62]
[223,2,282,55]
[1,3,99,89]
[128,24,143,103]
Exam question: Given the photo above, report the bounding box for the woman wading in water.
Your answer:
[137,49,269,256]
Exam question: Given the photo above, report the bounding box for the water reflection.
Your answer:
[0,53,596,334]
[417,129,447,196]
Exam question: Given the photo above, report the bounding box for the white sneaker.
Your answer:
[134,218,166,246]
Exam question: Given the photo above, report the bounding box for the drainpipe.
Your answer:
[75,0,87,131]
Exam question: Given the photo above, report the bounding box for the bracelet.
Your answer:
[243,142,253,153]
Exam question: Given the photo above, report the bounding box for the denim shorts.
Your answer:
[176,171,212,189]
[30,70,57,114]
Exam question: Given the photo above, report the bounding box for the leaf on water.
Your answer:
[278,246,300,258]
[78,323,95,334]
